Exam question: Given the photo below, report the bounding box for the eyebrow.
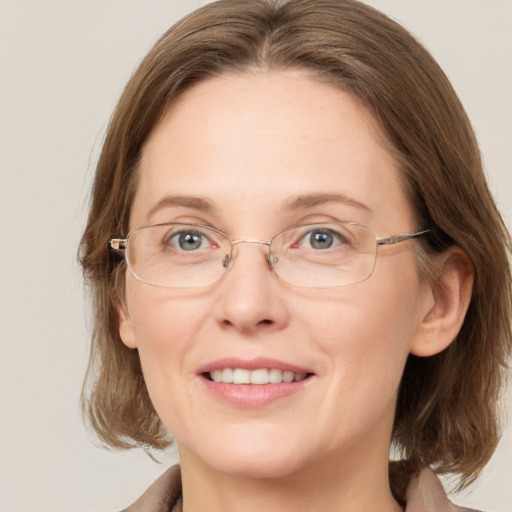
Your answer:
[283,193,371,212]
[145,192,370,222]
[146,195,214,221]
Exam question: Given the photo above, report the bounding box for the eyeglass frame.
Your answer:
[108,221,430,289]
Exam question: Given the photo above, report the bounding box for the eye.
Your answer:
[299,228,347,250]
[167,229,214,251]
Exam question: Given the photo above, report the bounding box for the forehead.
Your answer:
[133,70,413,234]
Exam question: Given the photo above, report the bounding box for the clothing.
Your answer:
[122,464,482,512]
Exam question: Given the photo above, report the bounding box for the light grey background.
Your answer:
[0,1,510,511]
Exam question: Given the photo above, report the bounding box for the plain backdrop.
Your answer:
[0,1,511,511]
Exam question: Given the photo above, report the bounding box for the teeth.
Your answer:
[209,368,308,384]
[233,369,250,384]
[250,369,269,384]
[269,368,283,384]
[222,368,234,383]
[282,371,294,383]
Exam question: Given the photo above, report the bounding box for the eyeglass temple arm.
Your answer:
[377,230,430,246]
[109,238,127,251]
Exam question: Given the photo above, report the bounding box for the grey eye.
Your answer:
[310,230,333,249]
[170,230,209,251]
[302,229,344,250]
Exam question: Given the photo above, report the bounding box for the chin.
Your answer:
[209,452,305,480]
[179,428,310,480]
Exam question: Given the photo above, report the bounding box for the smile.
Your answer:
[199,358,314,407]
[207,368,309,384]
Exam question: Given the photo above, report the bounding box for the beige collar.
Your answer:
[123,465,481,512]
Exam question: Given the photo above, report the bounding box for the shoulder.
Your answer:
[121,464,182,512]
[405,467,483,512]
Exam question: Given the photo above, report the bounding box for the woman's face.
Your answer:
[119,70,432,479]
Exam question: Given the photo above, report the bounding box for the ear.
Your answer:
[118,302,138,349]
[410,246,474,357]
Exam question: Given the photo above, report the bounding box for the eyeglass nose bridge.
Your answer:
[223,239,277,271]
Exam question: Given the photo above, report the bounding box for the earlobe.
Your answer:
[118,303,138,349]
[410,247,474,357]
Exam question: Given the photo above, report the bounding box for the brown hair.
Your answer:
[79,0,511,498]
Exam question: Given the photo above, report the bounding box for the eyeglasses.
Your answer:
[109,222,430,289]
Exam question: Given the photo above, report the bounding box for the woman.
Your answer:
[79,0,511,510]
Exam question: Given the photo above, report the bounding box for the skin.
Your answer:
[118,70,473,512]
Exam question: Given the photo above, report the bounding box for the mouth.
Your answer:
[204,368,311,384]
[198,358,314,408]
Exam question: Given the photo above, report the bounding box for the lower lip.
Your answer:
[201,377,312,408]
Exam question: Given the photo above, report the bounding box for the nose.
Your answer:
[212,241,290,335]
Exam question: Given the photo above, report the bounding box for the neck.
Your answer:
[180,449,402,512]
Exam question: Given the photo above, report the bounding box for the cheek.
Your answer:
[297,265,423,397]
[123,283,217,432]
[123,280,213,391]
[126,280,207,348]
[299,276,420,351]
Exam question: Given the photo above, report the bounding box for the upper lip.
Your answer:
[198,357,313,375]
